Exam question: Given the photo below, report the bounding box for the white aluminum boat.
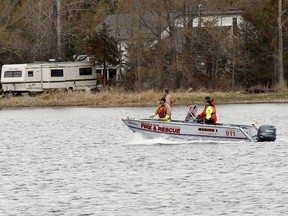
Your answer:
[122,106,276,142]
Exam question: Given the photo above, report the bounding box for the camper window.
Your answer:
[28,71,33,77]
[79,67,92,76]
[51,69,63,77]
[4,71,22,78]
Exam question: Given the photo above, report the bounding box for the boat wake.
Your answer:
[127,133,179,145]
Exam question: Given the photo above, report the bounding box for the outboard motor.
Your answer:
[257,125,276,142]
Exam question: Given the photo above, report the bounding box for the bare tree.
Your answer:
[7,0,58,61]
[278,0,286,89]
[0,0,114,63]
[0,0,27,64]
[237,0,287,89]
[117,0,246,90]
[117,0,202,89]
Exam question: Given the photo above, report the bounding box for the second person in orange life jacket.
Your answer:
[149,97,172,121]
[197,96,217,124]
[204,99,216,124]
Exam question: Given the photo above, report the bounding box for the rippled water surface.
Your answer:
[0,104,288,216]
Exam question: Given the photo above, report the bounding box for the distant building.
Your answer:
[96,8,243,81]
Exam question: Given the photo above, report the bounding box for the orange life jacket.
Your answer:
[199,99,217,123]
[157,105,167,118]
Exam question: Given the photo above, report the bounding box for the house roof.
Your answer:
[96,14,134,40]
[97,8,242,39]
[96,9,242,53]
[96,12,180,40]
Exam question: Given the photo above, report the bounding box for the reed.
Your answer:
[0,88,287,108]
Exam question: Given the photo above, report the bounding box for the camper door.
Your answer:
[24,65,43,91]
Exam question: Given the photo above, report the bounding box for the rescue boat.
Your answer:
[122,106,276,142]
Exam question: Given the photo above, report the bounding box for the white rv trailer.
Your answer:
[1,61,97,94]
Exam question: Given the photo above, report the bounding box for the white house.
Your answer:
[96,8,243,80]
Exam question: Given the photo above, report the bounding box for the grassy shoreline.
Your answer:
[0,89,288,108]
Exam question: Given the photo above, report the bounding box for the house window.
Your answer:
[28,71,33,77]
[108,69,117,79]
[51,69,63,77]
[79,67,92,76]
[4,71,22,78]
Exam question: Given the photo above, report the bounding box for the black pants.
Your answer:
[205,119,214,124]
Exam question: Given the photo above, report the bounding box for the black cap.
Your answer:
[160,97,166,102]
[206,99,212,105]
[205,96,211,101]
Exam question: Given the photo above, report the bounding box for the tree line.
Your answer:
[0,0,287,91]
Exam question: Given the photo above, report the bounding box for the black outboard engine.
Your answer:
[257,125,276,142]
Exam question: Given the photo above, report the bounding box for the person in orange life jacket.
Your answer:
[163,88,174,108]
[149,97,172,121]
[197,96,217,123]
[204,99,216,124]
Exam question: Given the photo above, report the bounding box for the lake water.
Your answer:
[0,104,287,216]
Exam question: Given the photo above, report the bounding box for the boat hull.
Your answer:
[122,118,259,142]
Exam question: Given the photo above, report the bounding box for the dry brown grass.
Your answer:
[0,88,287,108]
